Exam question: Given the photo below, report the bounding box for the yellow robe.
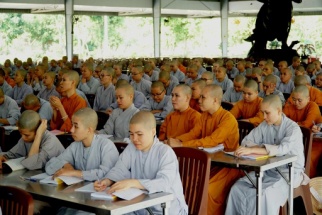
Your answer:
[176,107,242,215]
[158,107,201,141]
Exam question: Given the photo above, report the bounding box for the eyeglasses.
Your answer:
[151,89,165,97]
[100,74,110,78]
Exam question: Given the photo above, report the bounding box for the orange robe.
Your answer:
[178,64,186,74]
[287,86,322,106]
[283,102,322,177]
[158,106,201,141]
[229,97,264,127]
[189,98,201,113]
[176,107,242,215]
[50,93,87,132]
[5,77,15,88]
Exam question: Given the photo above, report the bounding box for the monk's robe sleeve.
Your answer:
[159,115,170,141]
[59,98,87,132]
[298,102,320,129]
[229,102,241,119]
[248,109,264,127]
[176,116,203,142]
[282,103,292,118]
[3,139,27,159]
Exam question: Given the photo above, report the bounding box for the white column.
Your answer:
[153,0,161,57]
[65,0,74,60]
[221,0,228,57]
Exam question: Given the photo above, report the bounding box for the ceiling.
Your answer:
[0,0,321,18]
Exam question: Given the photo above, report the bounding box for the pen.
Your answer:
[96,172,101,185]
[19,176,37,182]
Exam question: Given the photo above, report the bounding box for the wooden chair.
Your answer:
[281,126,313,215]
[237,120,254,145]
[85,94,95,108]
[114,142,128,154]
[173,147,211,215]
[96,111,109,130]
[0,185,34,215]
[221,101,234,111]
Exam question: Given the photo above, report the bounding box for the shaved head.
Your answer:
[64,71,80,86]
[130,111,156,129]
[234,74,246,83]
[262,95,282,110]
[116,82,134,96]
[115,79,129,87]
[73,107,98,130]
[151,81,165,91]
[17,69,27,79]
[192,79,207,89]
[294,75,308,87]
[244,80,258,92]
[282,68,292,76]
[206,84,223,100]
[158,70,170,80]
[23,94,40,107]
[252,67,262,75]
[264,74,277,84]
[202,71,214,80]
[293,85,309,97]
[174,84,192,96]
[18,110,41,131]
[45,71,56,80]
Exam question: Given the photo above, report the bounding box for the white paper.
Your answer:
[113,188,146,200]
[75,183,96,193]
[40,175,83,186]
[91,188,115,200]
[199,144,224,153]
[3,157,25,171]
[30,173,50,180]
[40,176,58,185]
[3,126,18,131]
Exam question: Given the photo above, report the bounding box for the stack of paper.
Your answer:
[199,144,224,153]
[224,151,272,160]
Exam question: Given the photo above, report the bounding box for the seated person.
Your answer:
[141,81,173,119]
[193,57,207,76]
[93,65,103,79]
[314,60,322,74]
[32,64,46,91]
[12,69,33,106]
[314,72,322,91]
[50,71,87,132]
[236,60,247,76]
[130,65,152,98]
[306,63,317,81]
[295,66,311,85]
[23,94,53,129]
[113,63,129,82]
[94,111,188,215]
[0,88,20,126]
[213,67,233,92]
[225,95,307,215]
[37,72,60,101]
[225,59,239,79]
[258,75,285,106]
[159,84,201,141]
[0,68,13,97]
[277,68,294,94]
[144,63,159,82]
[262,63,281,85]
[251,67,263,91]
[288,56,301,75]
[168,84,242,214]
[3,67,15,87]
[170,60,185,83]
[78,62,100,94]
[222,74,245,104]
[46,107,118,180]
[201,71,215,85]
[93,67,116,112]
[278,61,288,77]
[185,65,200,86]
[98,83,139,140]
[230,80,264,127]
[291,75,322,105]
[189,79,206,112]
[0,110,64,170]
[158,70,179,96]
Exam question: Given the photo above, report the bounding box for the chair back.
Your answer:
[114,142,128,154]
[283,93,291,101]
[96,111,109,130]
[237,120,255,145]
[85,94,95,108]
[173,147,211,215]
[0,186,34,215]
[299,126,313,176]
[56,134,74,149]
[221,102,234,111]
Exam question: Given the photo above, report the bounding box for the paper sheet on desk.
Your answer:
[75,183,96,193]
[91,188,146,200]
[3,126,18,131]
[40,176,83,186]
[30,173,51,180]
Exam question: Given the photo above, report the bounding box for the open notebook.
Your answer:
[40,175,83,186]
[224,151,273,160]
[2,157,25,173]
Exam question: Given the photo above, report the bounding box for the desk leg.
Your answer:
[288,162,294,215]
[255,171,262,215]
[161,201,171,215]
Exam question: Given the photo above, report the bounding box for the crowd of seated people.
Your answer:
[0,55,321,215]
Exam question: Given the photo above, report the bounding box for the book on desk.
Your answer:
[224,151,274,160]
[2,157,25,173]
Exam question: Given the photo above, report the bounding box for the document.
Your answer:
[2,157,25,172]
[40,176,83,186]
[199,144,224,153]
[30,173,51,180]
[224,151,273,160]
[75,183,96,193]
[91,188,146,200]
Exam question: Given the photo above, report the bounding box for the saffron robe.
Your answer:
[287,86,322,106]
[45,135,119,181]
[158,106,201,141]
[50,93,87,132]
[106,138,188,215]
[176,107,242,215]
[189,98,201,112]
[230,97,264,127]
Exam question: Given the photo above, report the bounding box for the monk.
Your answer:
[189,79,206,112]
[201,71,215,85]
[213,67,233,92]
[159,84,201,141]
[222,74,245,104]
[158,70,179,96]
[50,71,87,132]
[230,79,264,126]
[226,95,306,215]
[168,84,243,215]
[290,75,322,105]
[258,74,285,106]
[277,68,294,94]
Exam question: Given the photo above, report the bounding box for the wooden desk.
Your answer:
[210,151,297,215]
[0,170,173,215]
